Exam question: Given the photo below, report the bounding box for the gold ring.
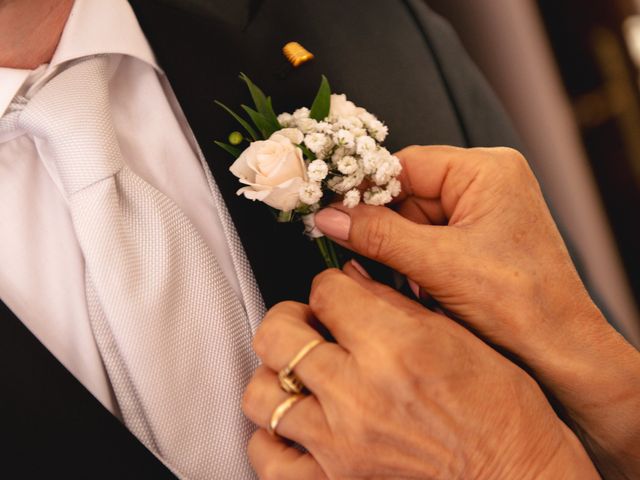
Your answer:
[278,339,323,394]
[268,394,305,436]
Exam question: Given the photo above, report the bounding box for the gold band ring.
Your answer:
[268,394,305,436]
[278,339,323,394]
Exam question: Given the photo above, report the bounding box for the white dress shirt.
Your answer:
[0,0,253,414]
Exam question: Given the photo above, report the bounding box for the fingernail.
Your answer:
[408,278,420,299]
[350,259,372,279]
[315,208,351,241]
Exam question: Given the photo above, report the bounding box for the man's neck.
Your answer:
[0,0,74,69]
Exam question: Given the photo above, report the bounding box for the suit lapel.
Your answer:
[129,0,474,307]
[0,300,176,477]
[130,0,330,307]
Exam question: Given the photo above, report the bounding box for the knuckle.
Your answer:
[254,301,309,357]
[493,147,530,172]
[241,380,260,419]
[310,269,344,311]
[365,214,395,260]
[260,460,282,480]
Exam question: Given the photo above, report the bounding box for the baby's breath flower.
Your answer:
[361,150,383,175]
[386,178,402,197]
[337,155,358,175]
[299,182,323,205]
[373,152,401,186]
[277,112,294,127]
[328,171,364,194]
[363,186,392,206]
[293,107,310,119]
[356,135,376,155]
[296,117,319,134]
[304,133,331,156]
[316,121,334,134]
[371,123,389,142]
[333,129,355,149]
[343,189,361,208]
[308,159,329,182]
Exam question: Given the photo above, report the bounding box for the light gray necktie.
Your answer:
[7,56,260,479]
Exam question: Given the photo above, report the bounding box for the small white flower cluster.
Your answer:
[277,94,402,210]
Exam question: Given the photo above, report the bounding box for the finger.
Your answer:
[394,145,482,218]
[309,269,434,349]
[342,261,435,317]
[343,258,371,280]
[314,203,460,285]
[248,429,328,480]
[243,366,329,446]
[253,301,349,396]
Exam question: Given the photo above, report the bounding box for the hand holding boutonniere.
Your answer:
[215,74,401,268]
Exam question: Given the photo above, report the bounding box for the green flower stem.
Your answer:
[315,236,341,269]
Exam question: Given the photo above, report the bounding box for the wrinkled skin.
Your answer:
[243,269,599,479]
[313,146,640,478]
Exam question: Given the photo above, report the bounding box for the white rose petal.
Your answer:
[307,159,329,182]
[230,134,307,211]
[343,189,361,208]
[278,127,304,145]
[299,182,323,205]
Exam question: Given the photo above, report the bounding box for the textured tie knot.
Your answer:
[17,56,123,195]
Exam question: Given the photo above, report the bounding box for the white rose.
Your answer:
[229,133,307,211]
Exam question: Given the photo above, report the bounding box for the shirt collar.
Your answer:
[0,69,31,120]
[0,0,160,117]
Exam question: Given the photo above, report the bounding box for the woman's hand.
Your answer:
[243,268,598,480]
[314,146,640,478]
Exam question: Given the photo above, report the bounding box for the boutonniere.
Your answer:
[215,74,402,268]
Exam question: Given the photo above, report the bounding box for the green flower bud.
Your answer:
[228,131,243,145]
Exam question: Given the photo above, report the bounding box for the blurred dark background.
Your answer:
[427,0,640,344]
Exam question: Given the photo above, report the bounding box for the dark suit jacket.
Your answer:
[0,1,522,477]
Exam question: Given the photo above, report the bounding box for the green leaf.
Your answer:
[309,75,331,121]
[214,140,242,158]
[214,100,258,141]
[239,73,269,115]
[298,143,316,161]
[242,105,278,138]
[265,97,281,131]
[239,73,281,132]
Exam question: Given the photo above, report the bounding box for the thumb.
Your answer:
[314,204,454,282]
